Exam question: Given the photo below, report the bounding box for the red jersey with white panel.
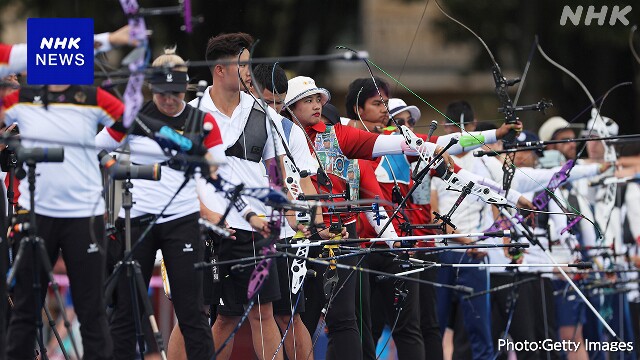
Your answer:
[305,121,379,226]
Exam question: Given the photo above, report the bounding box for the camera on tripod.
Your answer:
[98,150,161,181]
[1,136,64,180]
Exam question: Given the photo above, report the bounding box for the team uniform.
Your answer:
[300,119,382,360]
[3,85,121,360]
[355,128,503,360]
[569,171,637,359]
[95,99,223,358]
[452,153,600,359]
[193,89,287,313]
[299,117,453,360]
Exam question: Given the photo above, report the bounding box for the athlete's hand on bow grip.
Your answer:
[318,226,348,240]
[434,146,456,171]
[200,204,236,239]
[248,215,271,238]
[496,121,523,139]
[516,196,535,211]
[294,223,313,238]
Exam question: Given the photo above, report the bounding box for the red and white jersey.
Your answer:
[0,43,27,78]
[3,85,123,217]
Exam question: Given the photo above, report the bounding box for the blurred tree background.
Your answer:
[1,0,639,140]
[432,0,640,145]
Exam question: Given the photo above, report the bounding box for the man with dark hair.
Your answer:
[194,32,288,360]
[251,63,288,114]
[204,32,255,63]
[444,100,475,133]
[345,76,390,123]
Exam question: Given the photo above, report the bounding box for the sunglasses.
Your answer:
[393,117,416,126]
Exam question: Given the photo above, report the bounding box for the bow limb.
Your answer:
[512,37,539,107]
[118,0,149,128]
[535,41,613,237]
[432,1,552,198]
[536,39,596,106]
[630,25,640,65]
[181,0,193,33]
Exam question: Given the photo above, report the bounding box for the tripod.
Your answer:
[6,160,80,360]
[104,178,167,360]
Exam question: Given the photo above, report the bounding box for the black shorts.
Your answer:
[214,229,281,316]
[272,236,309,316]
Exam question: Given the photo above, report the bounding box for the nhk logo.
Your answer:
[27,18,94,85]
[560,5,632,26]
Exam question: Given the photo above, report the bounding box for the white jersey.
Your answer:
[191,89,286,232]
[95,101,225,223]
[4,86,121,217]
[432,153,496,252]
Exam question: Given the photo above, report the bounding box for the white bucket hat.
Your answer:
[538,116,583,141]
[284,76,331,108]
[388,98,421,123]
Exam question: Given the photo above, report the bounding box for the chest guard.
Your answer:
[313,125,361,200]
[225,101,268,163]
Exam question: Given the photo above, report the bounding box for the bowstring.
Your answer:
[393,0,431,94]
[239,43,267,360]
[366,59,604,237]
[269,61,298,360]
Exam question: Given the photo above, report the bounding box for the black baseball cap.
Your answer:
[148,70,189,94]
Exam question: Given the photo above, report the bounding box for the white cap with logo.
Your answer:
[284,76,331,108]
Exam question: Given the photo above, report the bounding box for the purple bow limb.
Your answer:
[247,248,274,300]
[481,212,527,239]
[480,218,511,239]
[122,72,144,128]
[532,160,574,210]
[561,215,583,235]
[182,0,192,33]
[247,216,282,299]
[118,0,148,128]
[119,0,140,14]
